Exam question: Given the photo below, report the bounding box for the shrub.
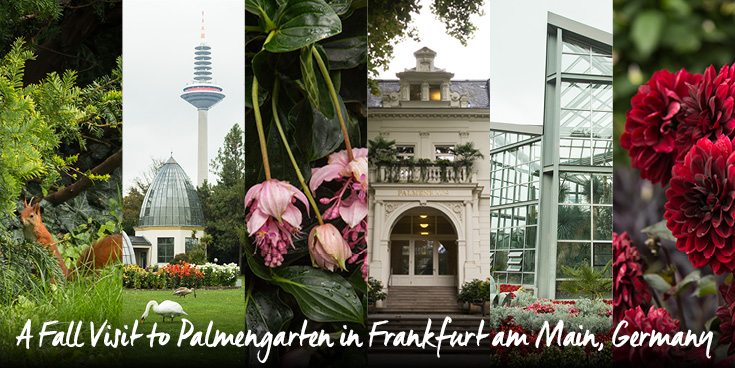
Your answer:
[368,277,386,302]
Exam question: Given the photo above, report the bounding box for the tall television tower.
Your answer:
[181,11,225,187]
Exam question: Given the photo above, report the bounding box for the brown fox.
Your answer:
[20,200,123,281]
[20,200,69,279]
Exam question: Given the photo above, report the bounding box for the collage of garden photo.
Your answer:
[3,0,735,367]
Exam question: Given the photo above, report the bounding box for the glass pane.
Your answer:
[414,240,434,275]
[558,205,591,240]
[393,216,411,234]
[525,226,537,248]
[591,84,612,110]
[556,242,591,277]
[594,174,613,204]
[437,241,455,275]
[560,138,591,165]
[508,273,522,285]
[559,173,591,204]
[562,39,590,54]
[562,53,590,73]
[523,273,535,285]
[593,206,613,240]
[523,250,535,272]
[560,109,590,138]
[391,240,410,275]
[592,139,613,166]
[594,242,613,272]
[592,112,613,139]
[590,56,613,76]
[561,82,590,109]
[510,228,524,249]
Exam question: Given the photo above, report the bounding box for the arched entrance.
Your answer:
[389,208,458,286]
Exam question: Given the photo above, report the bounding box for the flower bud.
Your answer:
[308,223,352,272]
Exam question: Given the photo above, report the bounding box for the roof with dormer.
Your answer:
[368,79,490,109]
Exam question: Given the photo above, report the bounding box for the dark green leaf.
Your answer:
[244,237,272,281]
[326,0,352,15]
[666,270,700,299]
[347,267,366,294]
[291,99,344,162]
[641,219,677,242]
[246,74,268,108]
[693,274,717,298]
[245,288,293,364]
[265,0,342,53]
[272,265,364,324]
[299,46,321,110]
[630,11,665,57]
[643,273,672,293]
[246,0,279,31]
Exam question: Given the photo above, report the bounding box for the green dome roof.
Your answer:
[138,157,204,227]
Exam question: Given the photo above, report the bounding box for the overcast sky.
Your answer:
[122,0,244,195]
[490,0,612,125]
[377,0,491,81]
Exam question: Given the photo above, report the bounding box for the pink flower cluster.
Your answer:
[524,301,555,314]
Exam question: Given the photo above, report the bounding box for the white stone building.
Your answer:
[368,48,491,310]
[131,156,206,268]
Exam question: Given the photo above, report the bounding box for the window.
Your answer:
[396,145,415,161]
[157,237,174,263]
[185,237,199,253]
[430,85,441,101]
[434,145,455,161]
[410,84,422,101]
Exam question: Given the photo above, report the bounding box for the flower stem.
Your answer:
[271,78,324,225]
[251,77,271,180]
[312,45,353,161]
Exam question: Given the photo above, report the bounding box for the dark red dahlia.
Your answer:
[613,232,651,322]
[678,64,735,161]
[613,306,681,368]
[621,68,702,185]
[665,135,735,274]
[717,282,735,356]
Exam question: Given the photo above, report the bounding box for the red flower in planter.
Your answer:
[613,232,651,322]
[717,282,735,355]
[678,64,735,161]
[665,135,735,274]
[622,68,702,185]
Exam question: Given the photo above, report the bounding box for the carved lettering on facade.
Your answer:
[397,189,450,197]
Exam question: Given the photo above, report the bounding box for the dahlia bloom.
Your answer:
[678,64,735,161]
[245,179,308,267]
[622,68,702,185]
[717,282,735,356]
[613,306,682,367]
[613,232,651,322]
[664,135,735,274]
[308,223,352,272]
[310,148,368,228]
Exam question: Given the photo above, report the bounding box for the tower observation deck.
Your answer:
[181,11,225,186]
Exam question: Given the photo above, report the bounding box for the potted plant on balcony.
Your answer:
[451,142,485,181]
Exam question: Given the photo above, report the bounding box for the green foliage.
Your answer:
[451,141,484,165]
[367,0,484,92]
[367,135,396,162]
[367,276,386,302]
[195,124,246,266]
[558,260,613,299]
[246,1,367,364]
[614,0,735,166]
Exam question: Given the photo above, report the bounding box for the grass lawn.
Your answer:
[122,288,244,366]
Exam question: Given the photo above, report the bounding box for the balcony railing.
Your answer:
[370,164,474,183]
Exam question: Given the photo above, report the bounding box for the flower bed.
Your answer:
[485,291,613,365]
[123,261,238,289]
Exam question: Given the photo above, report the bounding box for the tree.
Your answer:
[199,124,245,269]
[368,0,485,88]
[0,39,122,217]
[120,157,165,235]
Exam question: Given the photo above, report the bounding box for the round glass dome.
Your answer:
[138,156,205,227]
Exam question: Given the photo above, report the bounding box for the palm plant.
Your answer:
[368,136,397,164]
[558,260,613,299]
[451,142,485,166]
